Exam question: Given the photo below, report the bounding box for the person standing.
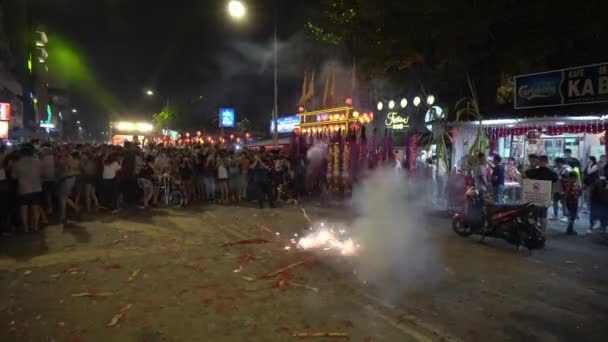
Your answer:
[82,151,99,212]
[11,146,43,232]
[216,151,229,204]
[491,154,505,204]
[239,151,250,201]
[583,156,600,213]
[39,147,56,218]
[562,171,580,235]
[56,150,81,223]
[227,153,240,202]
[102,153,122,213]
[525,155,558,237]
[203,152,217,202]
[473,153,488,203]
[563,148,581,169]
[251,151,274,209]
[588,177,608,234]
[552,158,572,221]
[505,157,521,182]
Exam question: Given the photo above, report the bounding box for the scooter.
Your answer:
[452,187,545,250]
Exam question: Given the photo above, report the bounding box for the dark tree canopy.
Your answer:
[308,0,608,112]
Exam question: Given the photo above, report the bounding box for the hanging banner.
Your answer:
[515,63,608,109]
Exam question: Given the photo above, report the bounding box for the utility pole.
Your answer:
[272,20,279,148]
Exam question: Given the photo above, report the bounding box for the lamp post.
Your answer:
[228,0,278,148]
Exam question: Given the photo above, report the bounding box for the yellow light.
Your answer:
[228,0,246,19]
[353,111,359,118]
[116,122,135,131]
[116,121,153,132]
[136,122,154,132]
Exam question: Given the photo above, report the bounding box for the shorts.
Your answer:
[137,178,153,189]
[534,206,548,219]
[83,175,97,185]
[42,181,56,194]
[18,192,42,206]
[57,177,76,198]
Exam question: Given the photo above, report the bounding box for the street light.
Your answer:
[426,95,436,106]
[227,0,246,19]
[72,108,77,113]
[146,89,154,96]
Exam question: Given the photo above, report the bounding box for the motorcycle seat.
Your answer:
[487,203,526,214]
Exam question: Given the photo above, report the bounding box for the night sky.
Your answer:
[27,0,328,133]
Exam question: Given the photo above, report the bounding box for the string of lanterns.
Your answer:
[377,95,436,111]
[156,130,252,146]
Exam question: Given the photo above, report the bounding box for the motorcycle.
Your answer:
[452,187,545,250]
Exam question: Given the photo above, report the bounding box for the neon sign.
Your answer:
[385,112,409,130]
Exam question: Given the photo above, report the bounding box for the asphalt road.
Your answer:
[0,204,607,341]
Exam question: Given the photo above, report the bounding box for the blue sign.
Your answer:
[219,108,235,128]
[515,63,608,109]
[270,115,300,134]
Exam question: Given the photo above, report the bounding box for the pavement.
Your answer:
[0,203,607,341]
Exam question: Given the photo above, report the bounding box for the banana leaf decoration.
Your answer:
[455,75,487,157]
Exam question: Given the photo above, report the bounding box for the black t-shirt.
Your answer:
[525,166,558,182]
[139,164,154,179]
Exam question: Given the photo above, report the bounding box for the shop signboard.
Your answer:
[515,63,608,109]
[0,102,10,121]
[521,179,552,207]
[270,115,300,134]
[375,107,424,134]
[0,121,8,139]
[219,108,235,128]
[384,111,410,131]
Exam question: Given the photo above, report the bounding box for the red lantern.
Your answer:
[245,132,251,138]
[177,134,182,139]
[298,106,305,113]
[186,132,191,138]
[345,97,353,105]
[196,131,202,137]
[236,137,241,143]
[230,134,235,140]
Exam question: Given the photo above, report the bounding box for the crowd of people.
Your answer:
[467,148,608,236]
[0,140,303,234]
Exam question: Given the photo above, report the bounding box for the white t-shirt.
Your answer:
[102,161,121,180]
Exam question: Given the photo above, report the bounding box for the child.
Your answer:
[562,171,580,235]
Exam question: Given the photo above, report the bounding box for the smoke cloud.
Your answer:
[349,168,443,297]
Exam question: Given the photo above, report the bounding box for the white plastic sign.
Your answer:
[521,179,552,207]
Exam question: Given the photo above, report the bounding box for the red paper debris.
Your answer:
[103,264,123,270]
[220,239,269,247]
[340,320,354,328]
[201,297,213,304]
[259,257,319,279]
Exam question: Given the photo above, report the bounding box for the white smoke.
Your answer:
[306,141,328,177]
[349,168,443,296]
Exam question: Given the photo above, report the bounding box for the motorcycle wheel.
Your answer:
[523,224,546,249]
[452,218,473,237]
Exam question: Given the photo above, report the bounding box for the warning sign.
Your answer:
[522,179,552,207]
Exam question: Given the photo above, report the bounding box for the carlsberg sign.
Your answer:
[514,63,608,109]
